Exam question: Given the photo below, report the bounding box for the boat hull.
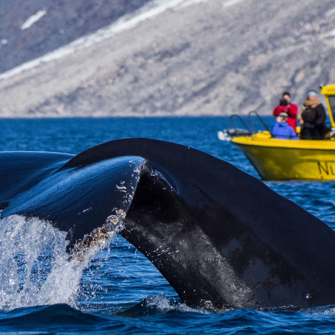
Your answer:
[232,134,335,181]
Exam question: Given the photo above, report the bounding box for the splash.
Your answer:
[0,215,113,311]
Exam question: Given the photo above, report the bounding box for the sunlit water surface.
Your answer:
[1,117,335,334]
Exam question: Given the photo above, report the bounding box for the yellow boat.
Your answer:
[221,84,335,181]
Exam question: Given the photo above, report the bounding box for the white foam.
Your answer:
[0,215,113,311]
[146,294,211,314]
[0,0,208,81]
[21,10,47,30]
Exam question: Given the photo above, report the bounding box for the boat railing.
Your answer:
[230,114,252,134]
[218,111,269,141]
[248,111,270,133]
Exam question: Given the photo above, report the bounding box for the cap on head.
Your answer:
[279,112,287,118]
[307,90,317,97]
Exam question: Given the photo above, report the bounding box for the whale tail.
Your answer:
[1,139,335,309]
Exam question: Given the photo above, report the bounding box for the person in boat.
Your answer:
[271,112,298,140]
[299,90,327,140]
[273,91,298,134]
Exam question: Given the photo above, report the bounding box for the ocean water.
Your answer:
[1,116,335,334]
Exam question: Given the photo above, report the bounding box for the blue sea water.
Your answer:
[1,116,335,334]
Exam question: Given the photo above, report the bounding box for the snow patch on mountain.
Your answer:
[21,10,47,30]
[0,0,207,80]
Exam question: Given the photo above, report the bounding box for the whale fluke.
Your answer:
[1,139,335,310]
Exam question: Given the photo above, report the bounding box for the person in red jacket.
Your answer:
[273,92,298,134]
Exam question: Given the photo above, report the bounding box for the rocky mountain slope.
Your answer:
[0,0,335,117]
[0,0,149,73]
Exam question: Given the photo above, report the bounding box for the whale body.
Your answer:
[1,138,335,310]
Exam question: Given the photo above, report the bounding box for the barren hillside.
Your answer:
[0,0,335,117]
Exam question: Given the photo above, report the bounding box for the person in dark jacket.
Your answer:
[273,91,298,134]
[271,112,298,140]
[299,90,327,140]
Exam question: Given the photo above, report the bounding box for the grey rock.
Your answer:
[0,0,335,117]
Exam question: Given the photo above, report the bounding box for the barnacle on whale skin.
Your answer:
[72,209,126,262]
[105,209,126,228]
